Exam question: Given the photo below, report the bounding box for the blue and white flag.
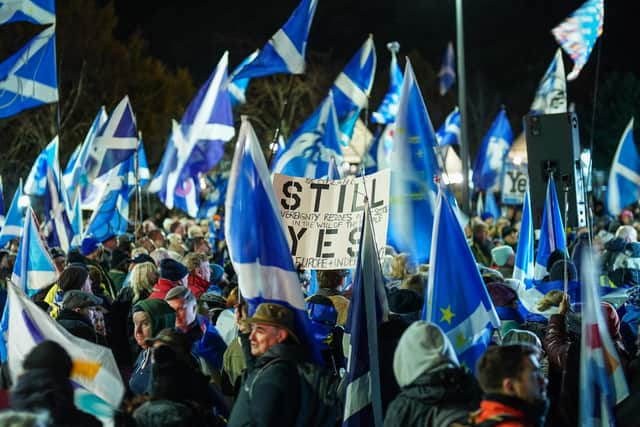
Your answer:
[225,116,320,362]
[7,282,125,409]
[272,94,343,178]
[11,207,58,292]
[438,41,455,96]
[84,96,137,181]
[387,59,440,265]
[69,190,83,247]
[423,188,500,371]
[0,0,55,25]
[228,49,259,106]
[0,25,58,118]
[137,137,150,188]
[580,252,629,426]
[331,35,376,145]
[534,175,566,279]
[24,135,57,197]
[0,176,5,228]
[435,107,461,146]
[472,107,513,191]
[530,49,567,114]
[484,191,501,220]
[552,0,604,81]
[371,41,402,125]
[327,155,341,180]
[197,169,230,220]
[232,0,318,80]
[513,189,535,286]
[149,52,235,218]
[343,204,388,427]
[43,146,75,252]
[0,179,26,248]
[606,118,640,216]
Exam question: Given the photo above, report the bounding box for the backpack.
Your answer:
[294,362,342,427]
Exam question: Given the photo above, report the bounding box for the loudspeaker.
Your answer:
[525,112,587,229]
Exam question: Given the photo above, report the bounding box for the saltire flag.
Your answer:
[530,49,567,114]
[387,59,440,265]
[0,179,26,248]
[0,176,4,228]
[69,190,83,247]
[197,169,230,220]
[43,144,75,252]
[227,49,259,106]
[436,107,461,146]
[552,0,604,81]
[0,0,55,25]
[84,96,137,181]
[137,137,150,188]
[7,282,125,409]
[327,155,341,180]
[149,52,235,218]
[534,175,566,279]
[224,116,321,363]
[423,188,500,371]
[472,107,513,191]
[343,203,389,427]
[606,118,640,216]
[272,94,342,178]
[231,0,318,80]
[579,251,629,426]
[476,192,485,218]
[371,41,402,125]
[513,189,535,286]
[438,41,456,96]
[484,191,501,220]
[24,134,58,197]
[330,35,376,145]
[11,207,57,293]
[0,25,58,118]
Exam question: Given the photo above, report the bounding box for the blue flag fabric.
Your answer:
[371,41,402,125]
[0,0,55,25]
[435,107,461,146]
[149,52,235,218]
[197,169,230,220]
[387,59,440,265]
[606,119,640,216]
[0,176,5,228]
[0,179,26,248]
[228,49,259,106]
[530,49,567,115]
[137,138,150,188]
[225,117,320,362]
[232,0,318,80]
[11,207,57,293]
[513,190,535,286]
[423,189,500,372]
[84,96,137,180]
[552,0,604,81]
[534,175,566,279]
[343,204,388,427]
[472,108,513,191]
[43,141,75,252]
[0,25,58,118]
[272,94,343,178]
[438,41,455,96]
[484,191,501,220]
[24,137,58,196]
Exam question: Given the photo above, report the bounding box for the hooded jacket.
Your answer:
[602,238,640,287]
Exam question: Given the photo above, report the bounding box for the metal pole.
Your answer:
[456,0,471,214]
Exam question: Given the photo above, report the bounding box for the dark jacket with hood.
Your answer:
[602,238,640,287]
[57,309,98,343]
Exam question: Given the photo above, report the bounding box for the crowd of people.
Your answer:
[0,200,638,427]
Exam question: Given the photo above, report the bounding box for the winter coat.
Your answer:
[384,367,481,427]
[616,357,640,427]
[130,348,153,395]
[148,278,179,300]
[56,309,98,343]
[188,274,210,300]
[472,394,546,427]
[602,238,640,287]
[134,399,200,427]
[182,315,227,373]
[10,369,101,427]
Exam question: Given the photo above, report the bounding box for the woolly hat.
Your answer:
[132,299,177,338]
[548,259,577,282]
[491,245,514,267]
[23,341,72,379]
[210,263,225,284]
[159,258,188,282]
[80,236,100,257]
[393,321,459,388]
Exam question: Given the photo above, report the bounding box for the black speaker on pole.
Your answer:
[524,112,587,229]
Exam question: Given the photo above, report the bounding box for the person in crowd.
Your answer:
[183,252,211,299]
[601,225,640,287]
[148,229,166,250]
[166,233,186,258]
[305,295,344,375]
[81,236,116,299]
[492,245,515,279]
[400,273,426,298]
[620,209,634,226]
[49,247,66,273]
[207,263,227,295]
[129,299,177,395]
[473,344,548,427]
[108,248,131,292]
[621,286,640,355]
[388,253,410,289]
[314,269,350,326]
[486,281,523,336]
[150,247,171,266]
[44,263,91,318]
[384,322,482,427]
[227,302,307,426]
[165,286,227,376]
[616,321,640,427]
[56,290,104,344]
[148,258,189,300]
[221,298,247,399]
[502,226,519,251]
[470,220,494,267]
[10,341,101,426]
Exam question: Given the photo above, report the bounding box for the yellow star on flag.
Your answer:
[440,305,455,325]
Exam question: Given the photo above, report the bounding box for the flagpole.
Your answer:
[133,134,140,235]
[455,0,471,214]
[268,75,296,168]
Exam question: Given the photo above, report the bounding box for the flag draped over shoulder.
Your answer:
[472,107,513,192]
[438,41,455,96]
[0,0,55,25]
[371,41,402,125]
[606,118,640,216]
[435,107,461,146]
[530,49,567,114]
[0,179,26,247]
[534,175,566,279]
[423,189,500,371]
[231,0,318,80]
[7,283,125,408]
[225,116,320,361]
[387,59,440,265]
[552,0,604,81]
[513,189,535,286]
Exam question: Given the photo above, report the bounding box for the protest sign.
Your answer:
[501,160,529,205]
[273,169,390,270]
